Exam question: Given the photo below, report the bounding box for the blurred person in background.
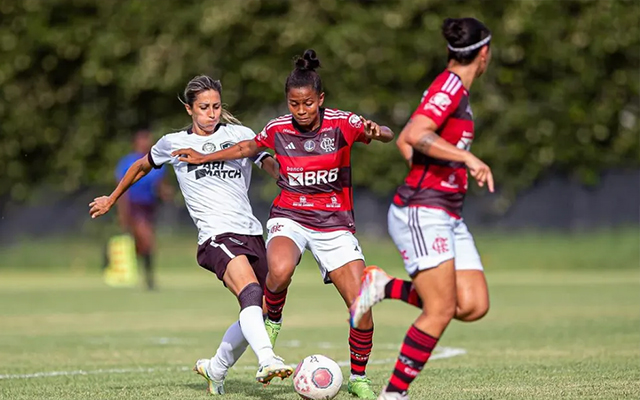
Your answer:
[114,129,169,290]
[90,75,293,394]
[172,49,395,399]
[350,18,494,400]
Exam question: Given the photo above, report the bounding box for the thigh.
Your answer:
[222,255,260,297]
[307,230,364,284]
[455,270,489,321]
[388,205,455,278]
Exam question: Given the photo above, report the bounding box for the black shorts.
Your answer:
[196,233,268,289]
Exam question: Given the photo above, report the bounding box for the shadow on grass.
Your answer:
[180,378,294,399]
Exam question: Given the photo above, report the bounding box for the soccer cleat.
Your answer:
[193,359,225,395]
[350,265,392,328]
[377,386,409,400]
[255,355,294,385]
[264,318,282,347]
[348,376,377,399]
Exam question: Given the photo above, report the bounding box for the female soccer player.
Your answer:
[89,75,294,394]
[350,18,494,399]
[173,50,394,399]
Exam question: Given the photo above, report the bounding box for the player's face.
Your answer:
[134,133,153,153]
[287,86,325,130]
[186,89,222,134]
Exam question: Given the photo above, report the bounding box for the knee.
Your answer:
[457,301,490,322]
[424,300,457,327]
[266,263,294,292]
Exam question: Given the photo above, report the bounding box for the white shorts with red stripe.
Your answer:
[387,204,483,277]
[266,217,365,283]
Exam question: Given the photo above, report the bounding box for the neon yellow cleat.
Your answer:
[264,318,282,347]
[193,359,225,395]
[348,376,377,399]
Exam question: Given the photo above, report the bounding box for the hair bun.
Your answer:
[442,18,466,46]
[294,49,321,72]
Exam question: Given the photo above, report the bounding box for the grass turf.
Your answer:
[0,230,638,399]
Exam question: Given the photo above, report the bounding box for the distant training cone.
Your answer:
[104,234,138,287]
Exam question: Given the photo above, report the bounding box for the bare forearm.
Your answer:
[378,126,395,143]
[261,156,280,180]
[109,159,151,203]
[412,131,469,163]
[203,139,260,163]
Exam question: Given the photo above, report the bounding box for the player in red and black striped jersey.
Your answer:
[173,50,394,399]
[350,18,495,399]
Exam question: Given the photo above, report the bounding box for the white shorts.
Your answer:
[266,218,365,283]
[387,205,483,277]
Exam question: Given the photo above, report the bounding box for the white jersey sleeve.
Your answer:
[149,135,173,168]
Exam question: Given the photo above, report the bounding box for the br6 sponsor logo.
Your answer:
[288,168,339,186]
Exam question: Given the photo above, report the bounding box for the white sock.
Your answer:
[208,321,248,380]
[239,305,275,366]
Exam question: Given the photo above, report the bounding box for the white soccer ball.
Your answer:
[293,354,343,400]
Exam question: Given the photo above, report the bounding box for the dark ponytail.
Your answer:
[285,49,323,94]
[442,18,491,65]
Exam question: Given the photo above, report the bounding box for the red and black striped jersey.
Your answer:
[393,70,475,218]
[255,108,369,232]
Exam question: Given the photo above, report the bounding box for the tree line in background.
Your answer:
[1,0,638,212]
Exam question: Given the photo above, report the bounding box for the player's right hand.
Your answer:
[465,154,494,193]
[89,196,114,219]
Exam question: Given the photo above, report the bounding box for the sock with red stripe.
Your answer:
[386,325,438,394]
[385,279,422,308]
[349,327,373,376]
[264,287,287,322]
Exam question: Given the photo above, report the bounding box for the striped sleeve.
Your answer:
[412,73,463,129]
[255,116,289,150]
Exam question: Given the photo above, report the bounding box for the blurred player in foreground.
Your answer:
[350,18,495,400]
[172,50,394,399]
[113,129,168,290]
[90,75,293,394]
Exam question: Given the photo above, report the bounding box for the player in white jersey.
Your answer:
[89,75,294,394]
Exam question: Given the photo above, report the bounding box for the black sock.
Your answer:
[142,254,154,290]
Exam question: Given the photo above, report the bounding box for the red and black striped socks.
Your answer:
[385,279,423,308]
[349,327,373,376]
[264,287,287,322]
[386,325,438,394]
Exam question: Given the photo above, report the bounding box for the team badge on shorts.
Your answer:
[202,142,216,153]
[304,140,316,152]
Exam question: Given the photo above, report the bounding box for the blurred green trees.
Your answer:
[1,0,638,207]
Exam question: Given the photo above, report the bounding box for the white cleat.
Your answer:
[194,359,225,395]
[378,386,409,400]
[255,355,294,385]
[350,265,392,328]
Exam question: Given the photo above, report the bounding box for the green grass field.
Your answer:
[1,230,639,399]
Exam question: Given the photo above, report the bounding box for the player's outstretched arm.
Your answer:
[404,114,494,192]
[89,155,152,218]
[361,116,394,143]
[172,140,264,165]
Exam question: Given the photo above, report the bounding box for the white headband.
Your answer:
[447,35,492,52]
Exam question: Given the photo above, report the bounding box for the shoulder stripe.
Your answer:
[266,120,292,130]
[325,109,350,116]
[442,73,462,95]
[324,116,348,120]
[441,74,455,93]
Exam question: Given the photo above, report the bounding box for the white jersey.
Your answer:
[149,124,266,244]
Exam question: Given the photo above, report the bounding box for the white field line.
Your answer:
[0,345,466,380]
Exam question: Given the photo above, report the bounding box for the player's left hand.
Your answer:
[361,116,382,139]
[171,148,207,164]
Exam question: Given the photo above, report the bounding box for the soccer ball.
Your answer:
[293,354,343,400]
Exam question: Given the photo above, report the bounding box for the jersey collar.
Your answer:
[186,123,226,135]
[291,108,325,136]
